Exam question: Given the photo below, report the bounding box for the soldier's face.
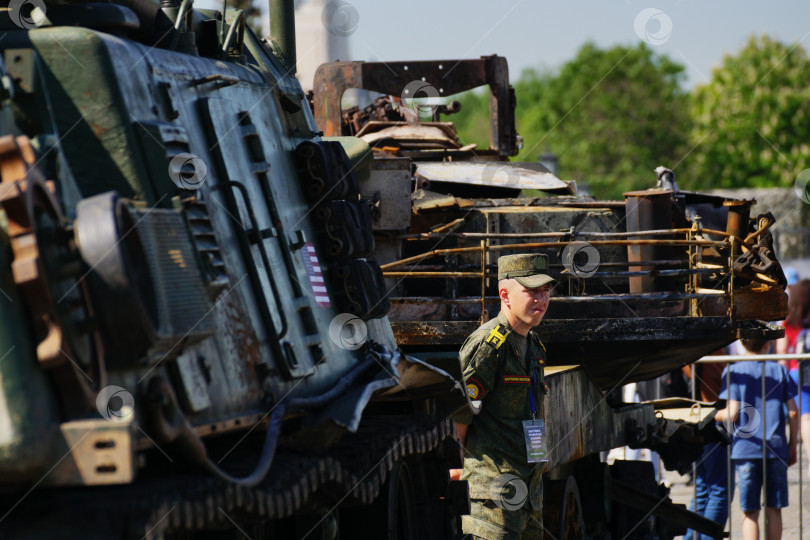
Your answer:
[503,282,551,329]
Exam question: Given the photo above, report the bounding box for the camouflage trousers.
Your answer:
[462,499,544,540]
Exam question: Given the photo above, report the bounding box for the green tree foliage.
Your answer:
[685,35,810,190]
[455,43,691,200]
[451,88,491,150]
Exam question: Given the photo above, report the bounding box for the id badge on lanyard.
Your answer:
[522,365,548,462]
[522,419,548,463]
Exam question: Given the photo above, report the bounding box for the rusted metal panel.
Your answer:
[544,367,654,469]
[411,189,474,212]
[393,317,782,390]
[733,286,788,320]
[413,161,572,193]
[357,123,459,143]
[391,321,478,346]
[697,285,787,320]
[361,158,412,230]
[624,190,675,293]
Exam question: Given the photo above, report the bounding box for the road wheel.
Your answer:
[545,475,585,540]
[339,459,417,540]
[386,460,417,540]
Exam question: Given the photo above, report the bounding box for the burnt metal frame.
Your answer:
[380,227,761,325]
[311,56,519,157]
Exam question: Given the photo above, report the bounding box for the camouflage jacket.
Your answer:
[458,312,548,504]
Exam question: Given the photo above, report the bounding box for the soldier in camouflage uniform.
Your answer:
[454,254,552,540]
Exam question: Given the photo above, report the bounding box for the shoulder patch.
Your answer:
[466,377,486,400]
[485,324,510,349]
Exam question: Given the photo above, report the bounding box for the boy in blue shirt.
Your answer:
[716,337,799,540]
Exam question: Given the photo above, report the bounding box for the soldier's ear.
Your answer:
[499,285,510,304]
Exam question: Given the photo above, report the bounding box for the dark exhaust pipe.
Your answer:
[270,0,296,74]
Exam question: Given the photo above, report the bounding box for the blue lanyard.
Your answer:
[520,340,542,420]
[528,365,537,419]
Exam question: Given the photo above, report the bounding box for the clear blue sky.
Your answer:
[201,0,810,88]
[336,0,810,87]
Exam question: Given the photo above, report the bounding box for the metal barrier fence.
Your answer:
[691,353,810,540]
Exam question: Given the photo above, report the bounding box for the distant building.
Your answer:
[294,0,351,92]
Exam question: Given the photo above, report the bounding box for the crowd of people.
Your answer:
[686,269,810,540]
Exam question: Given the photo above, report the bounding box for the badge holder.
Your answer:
[522,419,548,463]
[523,366,548,463]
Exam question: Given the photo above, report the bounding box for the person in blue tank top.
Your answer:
[716,337,799,540]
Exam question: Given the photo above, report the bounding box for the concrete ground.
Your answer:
[667,464,809,540]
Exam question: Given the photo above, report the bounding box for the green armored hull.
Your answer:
[0,2,468,537]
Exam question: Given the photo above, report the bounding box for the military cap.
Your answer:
[497,253,554,288]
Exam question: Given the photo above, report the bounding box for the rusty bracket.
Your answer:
[46,418,135,486]
[311,56,519,157]
[0,134,103,414]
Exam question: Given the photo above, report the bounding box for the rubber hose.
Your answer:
[287,354,384,410]
[203,403,286,488]
[201,349,394,487]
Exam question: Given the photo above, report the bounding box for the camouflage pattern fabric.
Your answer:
[497,254,553,289]
[466,499,544,540]
[458,312,548,538]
